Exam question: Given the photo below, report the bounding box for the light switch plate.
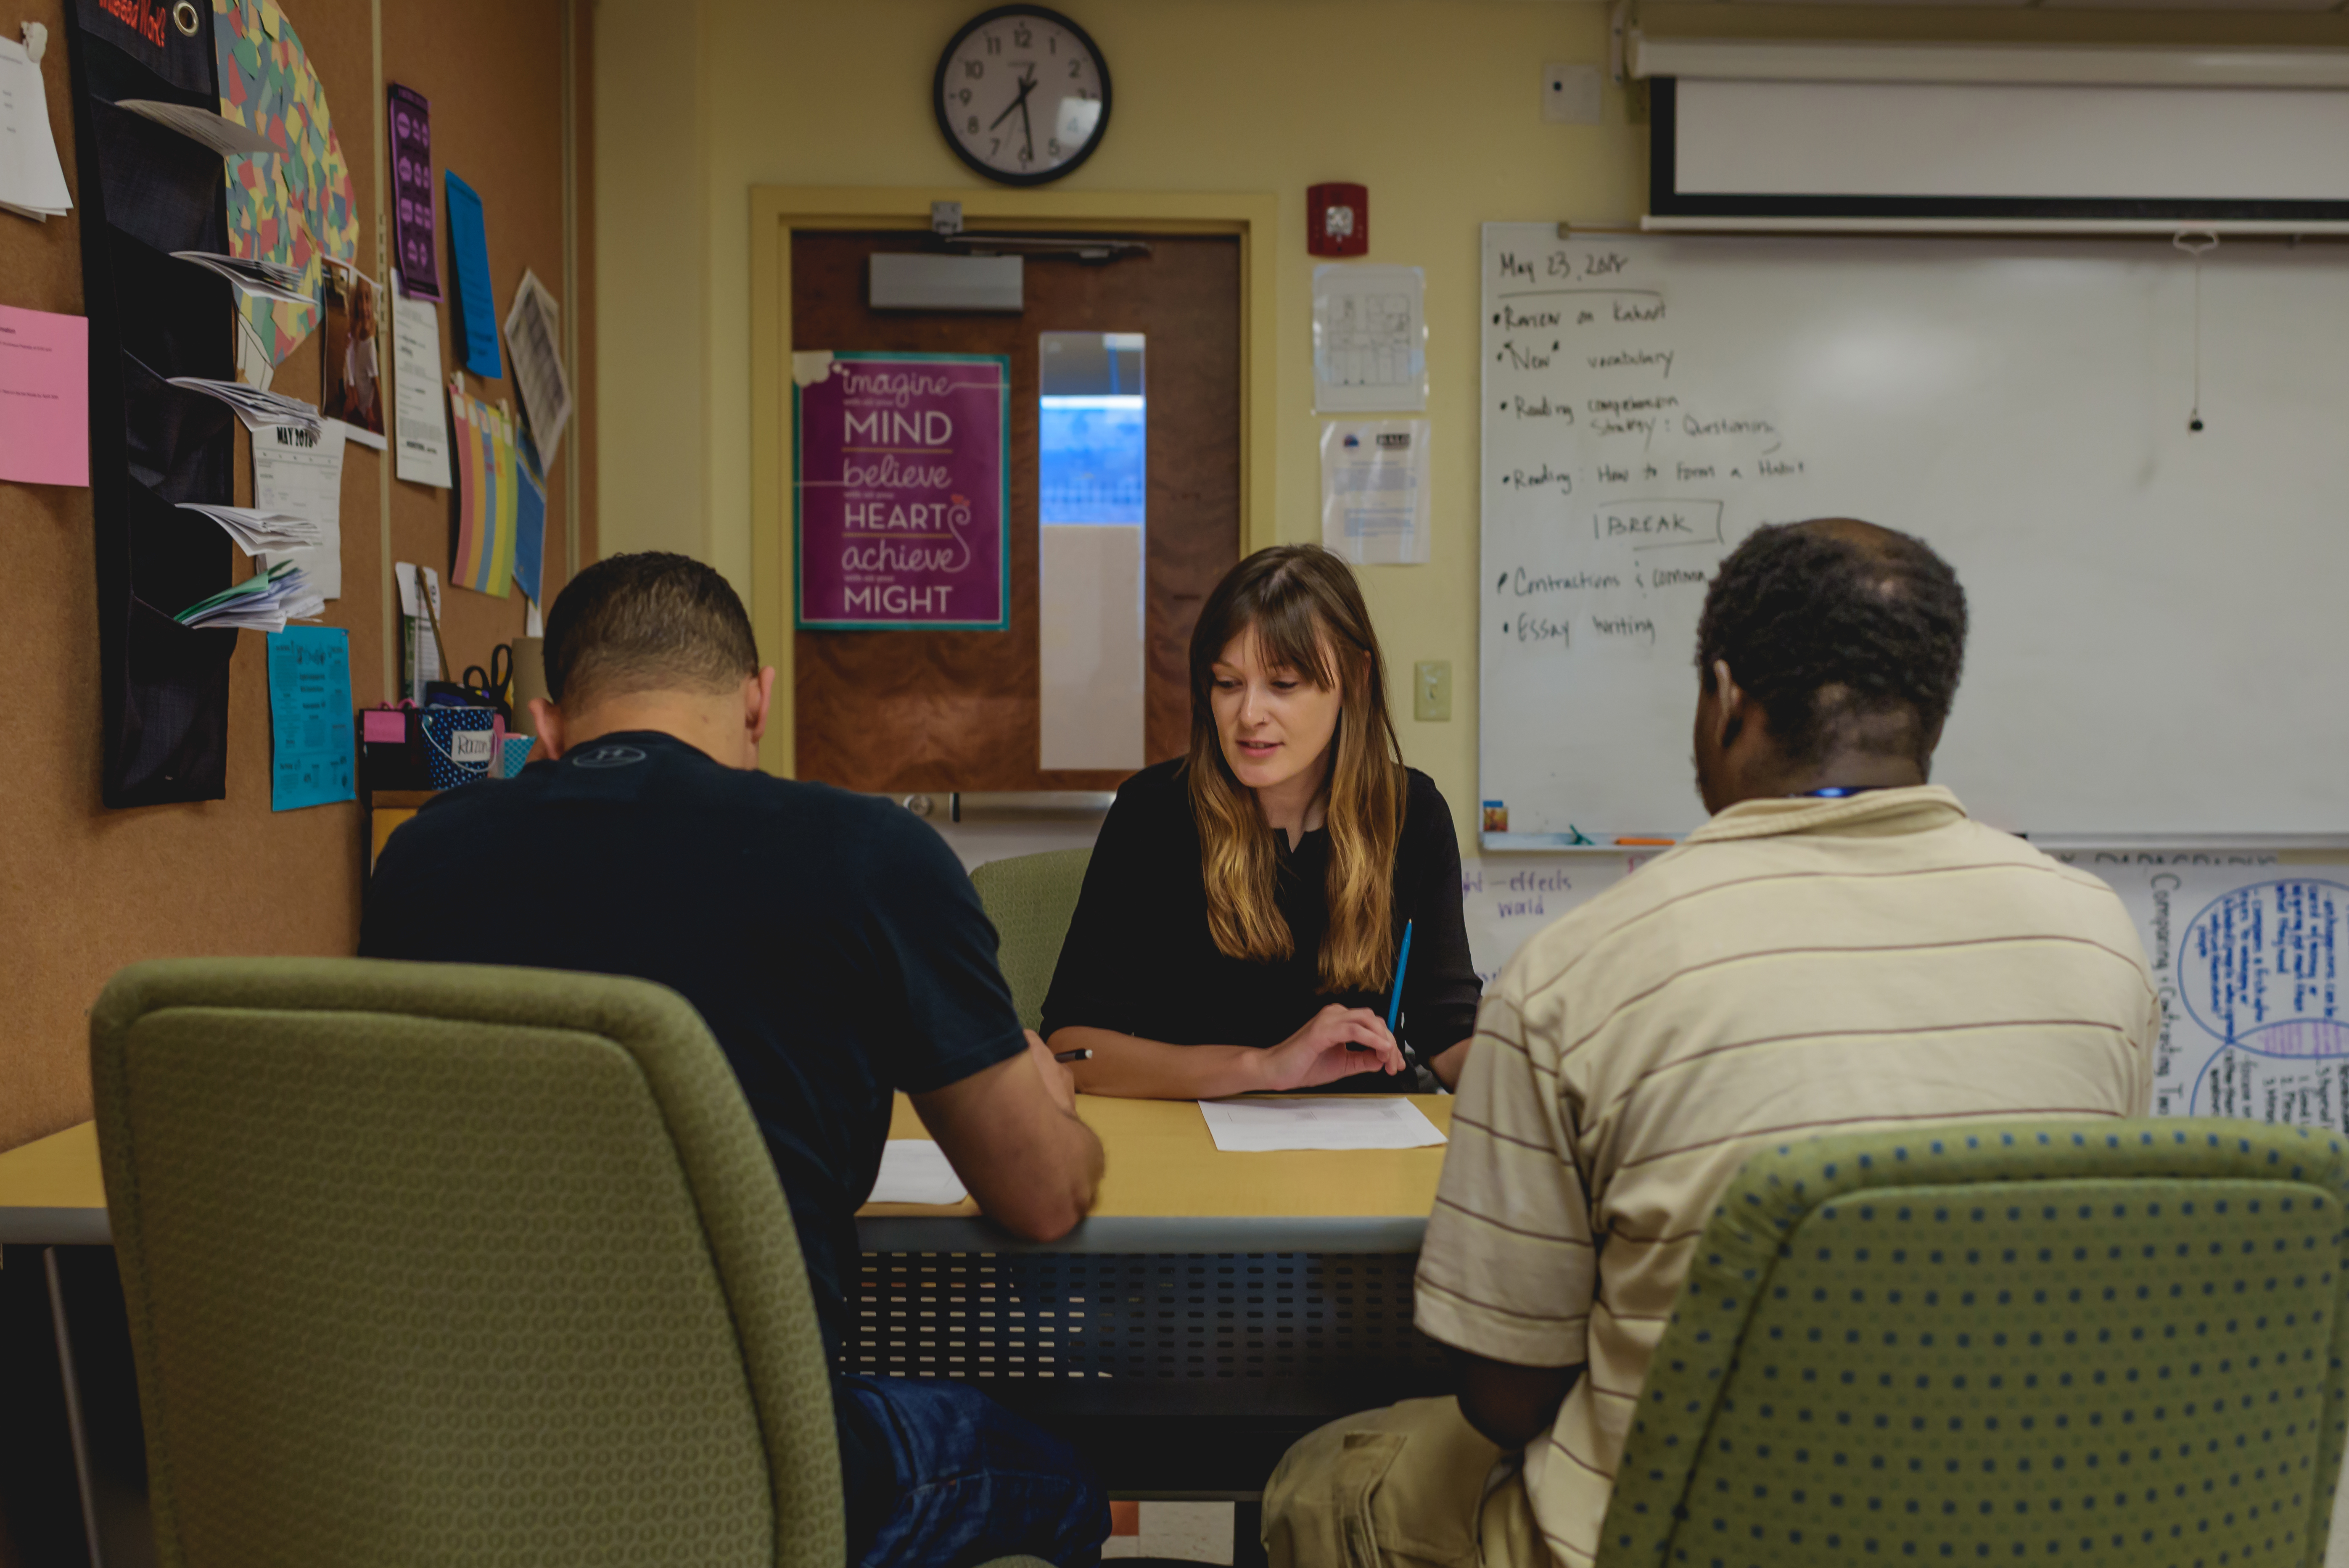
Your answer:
[1543,62,1603,126]
[1414,660,1452,722]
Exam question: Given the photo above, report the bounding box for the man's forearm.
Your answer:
[1445,1344,1582,1450]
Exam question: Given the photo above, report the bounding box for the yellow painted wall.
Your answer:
[597,0,2349,837]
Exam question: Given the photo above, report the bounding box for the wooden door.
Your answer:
[790,230,1241,792]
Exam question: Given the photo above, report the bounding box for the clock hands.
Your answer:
[988,68,1040,162]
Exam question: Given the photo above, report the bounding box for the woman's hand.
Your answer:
[1256,1004,1407,1091]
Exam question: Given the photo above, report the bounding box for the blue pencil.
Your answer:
[1387,920,1415,1033]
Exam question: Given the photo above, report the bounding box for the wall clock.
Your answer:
[933,6,1111,186]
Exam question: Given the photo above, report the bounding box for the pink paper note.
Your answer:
[0,305,89,487]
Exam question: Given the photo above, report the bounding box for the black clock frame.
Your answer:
[932,5,1113,187]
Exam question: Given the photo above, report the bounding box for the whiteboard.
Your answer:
[1477,226,2349,843]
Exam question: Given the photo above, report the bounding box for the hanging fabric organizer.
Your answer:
[61,0,240,807]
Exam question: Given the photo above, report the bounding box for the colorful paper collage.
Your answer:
[213,0,358,367]
[447,380,516,597]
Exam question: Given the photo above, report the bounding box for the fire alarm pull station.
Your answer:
[1307,183,1368,258]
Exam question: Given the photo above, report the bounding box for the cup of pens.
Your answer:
[420,707,496,789]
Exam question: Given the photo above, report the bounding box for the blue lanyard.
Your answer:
[1799,785,1888,799]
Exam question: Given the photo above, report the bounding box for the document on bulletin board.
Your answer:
[390,269,452,488]
[266,625,356,811]
[1312,264,1426,413]
[1320,420,1430,565]
[254,420,347,598]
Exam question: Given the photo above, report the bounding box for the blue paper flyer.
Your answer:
[267,626,357,811]
[444,171,503,378]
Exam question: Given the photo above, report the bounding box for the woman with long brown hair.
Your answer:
[1041,545,1481,1096]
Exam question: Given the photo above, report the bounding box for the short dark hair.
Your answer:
[1693,519,1968,766]
[542,552,760,706]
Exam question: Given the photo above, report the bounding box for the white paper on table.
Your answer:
[1197,1097,1447,1153]
[1312,264,1426,414]
[390,269,452,488]
[501,268,570,466]
[0,37,72,221]
[254,419,346,598]
[1320,419,1431,566]
[870,1140,969,1205]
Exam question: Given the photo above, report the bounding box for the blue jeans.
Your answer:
[840,1375,1108,1568]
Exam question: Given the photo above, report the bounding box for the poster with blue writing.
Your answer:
[266,626,357,811]
[793,351,1009,630]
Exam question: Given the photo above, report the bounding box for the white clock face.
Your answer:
[936,9,1109,185]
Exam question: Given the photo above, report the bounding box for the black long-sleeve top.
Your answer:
[1040,758,1482,1081]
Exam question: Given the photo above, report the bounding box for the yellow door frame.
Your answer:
[747,185,1280,779]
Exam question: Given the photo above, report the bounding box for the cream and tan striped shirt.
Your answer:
[1414,787,2156,1568]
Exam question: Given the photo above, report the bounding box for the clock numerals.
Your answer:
[963,58,983,79]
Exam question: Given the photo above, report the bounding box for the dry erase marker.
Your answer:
[1053,1049,1094,1064]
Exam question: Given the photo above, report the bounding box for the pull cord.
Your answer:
[2174,230,2219,433]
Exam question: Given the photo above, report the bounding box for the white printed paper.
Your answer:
[1198,1097,1447,1153]
[390,270,452,488]
[1320,420,1430,566]
[0,36,73,221]
[501,269,570,466]
[254,419,346,598]
[869,1140,969,1205]
[113,98,277,158]
[1312,264,1426,413]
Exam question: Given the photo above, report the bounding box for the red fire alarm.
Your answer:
[1308,183,1368,257]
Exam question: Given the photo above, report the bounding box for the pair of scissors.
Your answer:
[461,644,514,707]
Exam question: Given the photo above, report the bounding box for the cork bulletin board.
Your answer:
[0,0,596,1156]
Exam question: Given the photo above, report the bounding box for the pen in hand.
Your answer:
[1053,1049,1093,1063]
[1347,919,1415,1064]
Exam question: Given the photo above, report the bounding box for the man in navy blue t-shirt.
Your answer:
[362,553,1108,1567]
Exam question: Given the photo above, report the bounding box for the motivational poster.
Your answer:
[794,351,1008,630]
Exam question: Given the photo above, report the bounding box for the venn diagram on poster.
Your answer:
[2178,878,2349,1119]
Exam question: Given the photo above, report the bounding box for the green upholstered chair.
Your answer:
[1593,1118,2349,1568]
[969,847,1093,1032]
[87,957,1043,1568]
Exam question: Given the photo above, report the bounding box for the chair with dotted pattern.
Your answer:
[970,847,1091,1032]
[1594,1118,2349,1568]
[90,957,1056,1568]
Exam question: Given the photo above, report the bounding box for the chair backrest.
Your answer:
[1595,1118,2349,1568]
[90,958,843,1568]
[969,847,1093,1032]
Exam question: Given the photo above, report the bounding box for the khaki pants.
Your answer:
[1261,1398,1543,1568]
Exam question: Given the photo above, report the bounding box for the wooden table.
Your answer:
[0,1095,1453,1249]
[0,1122,106,1245]
[859,1092,1451,1253]
[0,1095,1459,1535]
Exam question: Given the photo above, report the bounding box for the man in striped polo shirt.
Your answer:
[1263,518,2156,1568]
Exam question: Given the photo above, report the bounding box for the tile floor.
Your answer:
[1101,1501,1238,1564]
